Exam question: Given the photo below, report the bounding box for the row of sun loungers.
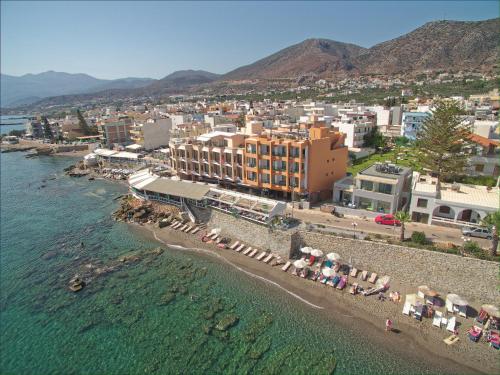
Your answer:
[168,220,201,235]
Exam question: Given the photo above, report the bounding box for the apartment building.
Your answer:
[97,117,133,146]
[169,131,246,183]
[129,118,172,151]
[61,116,84,139]
[243,126,348,201]
[332,112,375,148]
[333,163,413,214]
[466,134,499,177]
[170,122,211,139]
[401,111,431,140]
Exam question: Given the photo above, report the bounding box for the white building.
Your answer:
[409,173,499,226]
[130,118,172,151]
[401,111,431,140]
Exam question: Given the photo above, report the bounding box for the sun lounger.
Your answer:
[476,309,489,324]
[249,249,258,258]
[331,275,341,287]
[191,227,200,234]
[432,311,443,327]
[170,221,179,227]
[243,247,253,255]
[324,260,333,268]
[229,241,240,250]
[172,222,182,229]
[336,276,347,290]
[179,224,187,231]
[320,276,329,284]
[446,316,456,332]
[333,263,340,272]
[257,252,267,261]
[183,226,192,232]
[235,244,245,252]
[263,253,274,263]
[350,268,358,277]
[443,335,459,345]
[300,268,309,278]
[281,261,291,272]
[402,302,411,316]
[361,270,368,281]
[368,272,378,284]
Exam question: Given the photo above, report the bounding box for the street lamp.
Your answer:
[352,222,358,239]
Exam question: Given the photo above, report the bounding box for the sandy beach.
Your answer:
[128,222,498,375]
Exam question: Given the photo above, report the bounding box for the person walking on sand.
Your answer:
[385,319,393,332]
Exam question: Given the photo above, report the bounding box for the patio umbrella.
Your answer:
[322,268,336,277]
[446,294,468,306]
[311,249,324,257]
[481,304,500,318]
[293,259,307,269]
[326,252,341,261]
[300,246,313,254]
[418,285,439,297]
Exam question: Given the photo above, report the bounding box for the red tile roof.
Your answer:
[468,133,499,148]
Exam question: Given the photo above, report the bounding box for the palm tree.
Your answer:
[394,211,411,242]
[481,211,500,257]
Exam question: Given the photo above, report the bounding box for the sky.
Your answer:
[1,1,498,79]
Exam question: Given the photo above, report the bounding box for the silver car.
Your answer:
[462,226,493,240]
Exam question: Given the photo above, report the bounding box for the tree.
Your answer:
[395,211,411,242]
[363,127,386,150]
[481,211,500,257]
[42,116,53,141]
[415,101,471,180]
[77,109,91,136]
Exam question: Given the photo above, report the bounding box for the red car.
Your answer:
[375,214,401,226]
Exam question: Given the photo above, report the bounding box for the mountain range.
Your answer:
[2,18,498,109]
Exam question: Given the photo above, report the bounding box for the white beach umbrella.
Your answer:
[293,259,307,269]
[481,304,500,318]
[311,249,323,257]
[326,252,341,261]
[300,246,313,254]
[446,294,468,306]
[322,268,336,277]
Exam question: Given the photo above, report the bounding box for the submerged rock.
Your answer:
[159,291,176,305]
[215,314,239,331]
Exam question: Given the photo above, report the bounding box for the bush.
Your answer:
[463,241,489,260]
[411,231,428,245]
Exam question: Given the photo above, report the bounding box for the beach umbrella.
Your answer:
[311,249,323,257]
[446,294,468,306]
[418,285,439,297]
[300,246,313,254]
[293,259,307,269]
[481,304,500,318]
[326,252,341,261]
[322,268,336,277]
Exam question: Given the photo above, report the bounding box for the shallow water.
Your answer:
[1,152,452,374]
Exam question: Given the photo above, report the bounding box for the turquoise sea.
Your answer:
[1,152,454,374]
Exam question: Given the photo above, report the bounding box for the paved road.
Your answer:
[287,207,491,249]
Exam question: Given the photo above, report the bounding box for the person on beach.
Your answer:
[385,319,393,332]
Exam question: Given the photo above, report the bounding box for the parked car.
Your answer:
[375,214,401,226]
[462,226,492,240]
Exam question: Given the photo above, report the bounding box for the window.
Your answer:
[246,171,257,181]
[360,180,374,191]
[475,164,484,172]
[378,183,393,194]
[260,173,270,183]
[439,206,451,214]
[417,198,428,208]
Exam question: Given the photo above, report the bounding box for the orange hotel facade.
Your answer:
[170,125,348,202]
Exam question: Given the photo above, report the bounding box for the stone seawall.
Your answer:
[206,209,292,258]
[206,209,499,304]
[295,231,500,305]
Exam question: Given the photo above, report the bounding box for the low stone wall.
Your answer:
[294,230,500,305]
[206,210,292,258]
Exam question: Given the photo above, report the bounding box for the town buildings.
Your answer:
[97,117,133,146]
[466,134,499,177]
[130,117,172,151]
[408,173,499,225]
[333,163,413,214]
[401,111,431,140]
